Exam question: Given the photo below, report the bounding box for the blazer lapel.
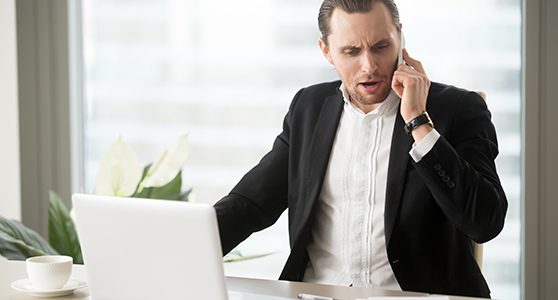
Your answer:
[301,93,344,228]
[273,91,343,281]
[385,111,414,246]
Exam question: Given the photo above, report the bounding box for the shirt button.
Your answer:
[447,181,456,188]
[434,164,442,171]
[442,175,450,182]
[437,170,446,177]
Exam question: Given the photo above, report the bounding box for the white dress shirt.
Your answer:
[303,85,440,289]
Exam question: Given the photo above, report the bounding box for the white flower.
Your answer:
[137,134,189,190]
[94,137,143,197]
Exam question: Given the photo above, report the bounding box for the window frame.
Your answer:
[15,0,84,236]
[12,0,558,298]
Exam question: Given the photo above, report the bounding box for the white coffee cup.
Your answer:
[26,255,73,290]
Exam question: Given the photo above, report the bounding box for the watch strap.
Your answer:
[404,112,433,135]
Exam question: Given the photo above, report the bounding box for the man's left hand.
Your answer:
[391,49,431,123]
[391,49,432,141]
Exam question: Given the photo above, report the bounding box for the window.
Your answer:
[81,0,521,298]
[395,2,521,298]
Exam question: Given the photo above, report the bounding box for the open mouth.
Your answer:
[360,80,382,92]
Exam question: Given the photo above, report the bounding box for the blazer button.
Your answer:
[447,181,456,188]
[442,175,450,182]
[437,170,446,177]
[434,164,442,171]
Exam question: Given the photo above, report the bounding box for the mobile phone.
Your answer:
[398,31,406,65]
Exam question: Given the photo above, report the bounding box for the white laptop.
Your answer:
[72,193,294,300]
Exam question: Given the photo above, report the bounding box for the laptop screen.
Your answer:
[73,194,229,300]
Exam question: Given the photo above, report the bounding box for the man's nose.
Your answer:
[361,52,378,74]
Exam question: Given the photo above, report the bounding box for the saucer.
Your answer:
[11,278,87,298]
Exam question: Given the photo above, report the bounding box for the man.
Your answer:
[214,0,507,298]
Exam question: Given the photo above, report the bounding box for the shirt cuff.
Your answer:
[409,129,441,162]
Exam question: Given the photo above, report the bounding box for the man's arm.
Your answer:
[392,50,507,243]
[414,91,507,243]
[213,89,303,255]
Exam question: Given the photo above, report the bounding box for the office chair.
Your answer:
[472,241,484,271]
[471,90,487,271]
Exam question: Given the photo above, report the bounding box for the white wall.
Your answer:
[0,0,21,220]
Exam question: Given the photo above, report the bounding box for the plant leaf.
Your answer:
[138,134,189,189]
[48,191,83,264]
[134,170,182,200]
[95,137,143,197]
[0,215,58,260]
[179,188,192,202]
[131,165,151,198]
[223,250,277,263]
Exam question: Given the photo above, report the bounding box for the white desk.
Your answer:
[0,259,487,299]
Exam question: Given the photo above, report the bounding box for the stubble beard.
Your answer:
[347,81,392,107]
[345,62,398,108]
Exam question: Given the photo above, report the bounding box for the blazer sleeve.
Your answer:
[213,89,303,255]
[413,91,508,243]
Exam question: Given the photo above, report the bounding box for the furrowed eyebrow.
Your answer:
[340,46,360,52]
[339,38,392,51]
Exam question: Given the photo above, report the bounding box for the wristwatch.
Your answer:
[404,112,434,135]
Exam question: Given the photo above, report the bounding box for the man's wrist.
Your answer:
[404,112,433,135]
[411,123,434,142]
[403,112,424,124]
[409,128,441,162]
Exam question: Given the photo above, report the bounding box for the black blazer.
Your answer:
[214,81,507,298]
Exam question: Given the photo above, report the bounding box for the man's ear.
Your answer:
[318,37,334,65]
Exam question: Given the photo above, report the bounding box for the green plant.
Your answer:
[0,216,58,260]
[0,135,270,263]
[0,136,191,263]
[48,191,83,263]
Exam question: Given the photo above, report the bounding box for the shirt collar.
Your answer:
[339,82,400,117]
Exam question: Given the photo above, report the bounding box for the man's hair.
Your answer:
[318,0,401,44]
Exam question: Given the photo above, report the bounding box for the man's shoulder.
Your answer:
[297,80,342,98]
[304,80,342,90]
[430,81,470,98]
[429,82,484,100]
[427,82,492,134]
[428,81,487,109]
[287,80,343,112]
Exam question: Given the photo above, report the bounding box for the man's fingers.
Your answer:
[393,67,431,96]
[395,64,426,80]
[394,69,427,88]
[402,49,426,75]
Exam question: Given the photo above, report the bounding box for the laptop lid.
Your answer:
[72,193,228,300]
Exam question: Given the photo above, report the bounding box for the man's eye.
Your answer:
[344,49,360,56]
[373,43,389,50]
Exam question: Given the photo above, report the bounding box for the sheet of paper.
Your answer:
[229,291,298,300]
[356,297,450,300]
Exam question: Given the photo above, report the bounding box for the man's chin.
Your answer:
[352,91,391,106]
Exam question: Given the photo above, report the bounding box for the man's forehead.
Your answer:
[328,4,397,45]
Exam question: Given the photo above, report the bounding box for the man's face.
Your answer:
[319,4,400,112]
